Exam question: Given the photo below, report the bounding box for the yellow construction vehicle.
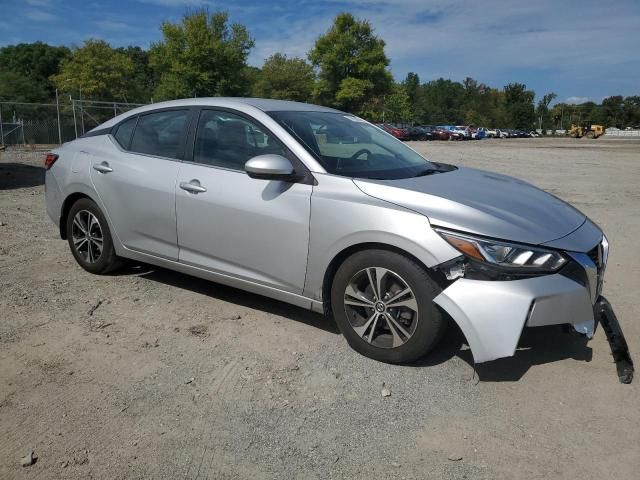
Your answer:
[567,122,605,139]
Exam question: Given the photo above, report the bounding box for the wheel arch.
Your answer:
[320,242,448,316]
[59,188,103,239]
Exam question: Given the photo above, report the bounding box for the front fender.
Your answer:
[304,173,460,301]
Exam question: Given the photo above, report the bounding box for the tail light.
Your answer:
[44,153,59,170]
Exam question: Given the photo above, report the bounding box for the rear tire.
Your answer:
[330,249,447,364]
[66,198,122,274]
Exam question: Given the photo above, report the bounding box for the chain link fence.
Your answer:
[0,96,145,147]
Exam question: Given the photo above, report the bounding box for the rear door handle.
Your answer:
[179,180,207,194]
[93,162,113,174]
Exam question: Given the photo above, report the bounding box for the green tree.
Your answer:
[536,92,557,131]
[115,46,155,103]
[503,82,536,129]
[418,78,465,124]
[402,72,421,120]
[0,41,69,101]
[309,12,392,113]
[244,66,262,96]
[254,53,315,102]
[384,84,412,122]
[0,71,50,102]
[601,95,624,128]
[51,39,134,101]
[150,10,254,100]
[622,96,640,127]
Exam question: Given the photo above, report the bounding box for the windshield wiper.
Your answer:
[413,168,439,177]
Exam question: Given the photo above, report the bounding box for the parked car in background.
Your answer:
[433,127,451,140]
[454,125,472,139]
[485,128,499,138]
[378,123,409,140]
[470,127,486,140]
[500,129,514,138]
[45,97,611,365]
[427,126,451,140]
[438,125,466,141]
[407,126,436,141]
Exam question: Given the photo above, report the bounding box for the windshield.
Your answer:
[268,111,437,179]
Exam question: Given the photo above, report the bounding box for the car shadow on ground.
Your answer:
[115,263,593,379]
[0,162,45,190]
[117,263,340,335]
[415,321,593,381]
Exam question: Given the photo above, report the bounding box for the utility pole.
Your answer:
[0,106,4,147]
[79,87,85,136]
[382,95,385,123]
[55,89,62,144]
[71,96,78,139]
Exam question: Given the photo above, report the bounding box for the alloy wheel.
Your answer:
[71,210,104,264]
[343,267,419,349]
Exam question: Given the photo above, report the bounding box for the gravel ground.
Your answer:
[1,137,639,479]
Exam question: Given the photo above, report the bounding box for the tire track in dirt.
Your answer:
[181,358,242,480]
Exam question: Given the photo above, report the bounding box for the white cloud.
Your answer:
[565,96,590,105]
[95,20,133,32]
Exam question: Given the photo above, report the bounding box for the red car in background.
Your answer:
[377,123,409,140]
[429,126,451,140]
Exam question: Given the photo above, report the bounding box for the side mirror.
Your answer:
[245,154,296,181]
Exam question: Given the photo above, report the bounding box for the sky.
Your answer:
[1,0,638,104]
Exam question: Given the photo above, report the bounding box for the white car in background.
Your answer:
[453,125,471,139]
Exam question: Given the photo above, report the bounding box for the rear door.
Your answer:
[175,108,312,293]
[90,108,191,260]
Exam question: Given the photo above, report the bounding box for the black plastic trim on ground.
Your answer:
[595,296,634,384]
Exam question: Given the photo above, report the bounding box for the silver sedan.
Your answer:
[44,98,608,364]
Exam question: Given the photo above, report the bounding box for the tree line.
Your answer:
[1,10,638,130]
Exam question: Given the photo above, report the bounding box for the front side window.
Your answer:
[192,110,286,170]
[268,111,439,180]
[130,109,188,159]
[113,115,138,149]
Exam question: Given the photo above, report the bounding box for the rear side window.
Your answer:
[113,116,138,149]
[130,110,189,159]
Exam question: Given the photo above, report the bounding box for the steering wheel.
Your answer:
[350,148,372,160]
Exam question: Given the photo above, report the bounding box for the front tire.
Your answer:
[330,249,447,364]
[66,198,122,274]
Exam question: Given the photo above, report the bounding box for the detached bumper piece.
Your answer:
[595,296,634,384]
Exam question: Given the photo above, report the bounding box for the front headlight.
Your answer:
[436,228,567,273]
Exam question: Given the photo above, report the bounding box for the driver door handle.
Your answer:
[180,180,207,194]
[93,162,113,174]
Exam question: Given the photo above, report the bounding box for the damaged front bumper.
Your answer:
[434,273,596,363]
[433,237,607,364]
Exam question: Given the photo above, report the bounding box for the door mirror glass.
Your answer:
[245,154,295,180]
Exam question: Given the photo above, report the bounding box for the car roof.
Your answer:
[92,97,343,131]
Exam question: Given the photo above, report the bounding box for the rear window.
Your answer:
[113,116,138,149]
[130,110,189,159]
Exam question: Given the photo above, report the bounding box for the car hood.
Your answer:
[353,166,586,245]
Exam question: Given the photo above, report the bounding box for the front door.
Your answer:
[175,109,312,293]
